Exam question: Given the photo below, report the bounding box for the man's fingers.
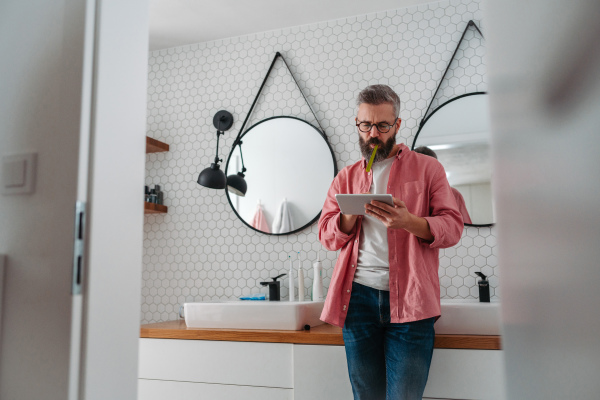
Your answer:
[370,200,395,213]
[392,197,406,207]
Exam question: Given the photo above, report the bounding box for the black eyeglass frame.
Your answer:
[355,118,399,134]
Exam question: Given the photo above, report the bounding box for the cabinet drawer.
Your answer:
[138,379,293,400]
[139,339,293,388]
[293,344,353,400]
[424,349,506,400]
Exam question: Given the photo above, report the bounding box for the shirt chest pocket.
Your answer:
[400,181,426,217]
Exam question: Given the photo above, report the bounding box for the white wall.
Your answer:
[0,1,84,398]
[142,0,498,324]
[0,1,149,399]
[487,0,600,398]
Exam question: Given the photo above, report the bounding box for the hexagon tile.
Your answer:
[143,0,497,324]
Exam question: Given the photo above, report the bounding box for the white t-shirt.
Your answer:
[353,156,395,291]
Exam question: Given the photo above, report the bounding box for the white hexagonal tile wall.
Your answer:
[142,0,496,324]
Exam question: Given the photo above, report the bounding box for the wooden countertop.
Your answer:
[140,320,501,350]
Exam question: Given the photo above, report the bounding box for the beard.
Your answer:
[359,133,397,163]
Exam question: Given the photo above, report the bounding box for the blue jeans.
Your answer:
[342,282,436,400]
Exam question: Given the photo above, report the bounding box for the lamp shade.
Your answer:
[197,163,226,189]
[227,172,247,196]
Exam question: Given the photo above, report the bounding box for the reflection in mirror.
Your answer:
[225,116,337,235]
[413,92,495,226]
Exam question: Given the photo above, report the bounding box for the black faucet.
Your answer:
[260,274,286,301]
[475,272,490,302]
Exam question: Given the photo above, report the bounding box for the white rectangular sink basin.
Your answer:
[436,299,501,335]
[183,301,326,331]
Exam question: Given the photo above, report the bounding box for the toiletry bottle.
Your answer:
[288,255,295,301]
[154,184,164,205]
[475,272,490,302]
[312,255,324,301]
[149,188,157,204]
[297,252,305,301]
[145,186,151,203]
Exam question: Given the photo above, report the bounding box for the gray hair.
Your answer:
[356,84,401,118]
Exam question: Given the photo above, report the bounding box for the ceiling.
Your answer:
[149,0,437,51]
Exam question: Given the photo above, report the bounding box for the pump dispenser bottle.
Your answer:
[288,255,295,302]
[297,252,305,301]
[312,255,324,301]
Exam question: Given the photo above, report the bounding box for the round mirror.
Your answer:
[412,92,494,226]
[225,116,337,235]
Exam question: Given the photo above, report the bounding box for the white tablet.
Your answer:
[335,194,394,215]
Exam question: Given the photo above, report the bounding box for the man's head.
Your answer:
[356,85,402,162]
[413,146,438,159]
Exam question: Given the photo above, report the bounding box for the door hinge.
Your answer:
[72,201,86,295]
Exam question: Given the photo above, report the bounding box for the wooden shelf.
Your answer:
[145,137,168,214]
[144,202,167,214]
[146,136,169,153]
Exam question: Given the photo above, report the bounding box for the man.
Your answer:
[318,84,463,400]
[413,146,472,224]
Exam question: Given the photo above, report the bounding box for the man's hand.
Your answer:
[365,197,411,229]
[365,197,434,241]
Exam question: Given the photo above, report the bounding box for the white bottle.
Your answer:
[297,252,305,302]
[288,255,295,302]
[312,255,324,301]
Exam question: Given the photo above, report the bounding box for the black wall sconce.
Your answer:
[226,139,247,196]
[197,110,234,189]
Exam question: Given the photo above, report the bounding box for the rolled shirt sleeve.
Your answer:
[318,173,357,251]
[422,163,464,249]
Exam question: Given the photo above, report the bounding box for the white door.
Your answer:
[0,1,148,399]
[487,0,600,398]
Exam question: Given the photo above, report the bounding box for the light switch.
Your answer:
[3,159,26,187]
[1,153,37,195]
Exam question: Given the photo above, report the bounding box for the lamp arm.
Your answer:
[214,130,224,164]
[213,116,226,164]
[238,140,246,173]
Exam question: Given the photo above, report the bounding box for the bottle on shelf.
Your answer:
[145,186,151,203]
[149,188,158,204]
[154,185,164,205]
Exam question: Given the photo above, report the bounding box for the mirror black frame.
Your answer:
[225,115,338,235]
[412,91,494,228]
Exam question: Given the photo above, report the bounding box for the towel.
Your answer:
[272,198,294,233]
[250,203,270,233]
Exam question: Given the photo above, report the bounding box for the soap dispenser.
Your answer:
[475,272,490,302]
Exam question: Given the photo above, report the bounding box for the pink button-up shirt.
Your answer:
[318,143,463,327]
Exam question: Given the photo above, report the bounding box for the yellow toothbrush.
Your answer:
[366,144,378,173]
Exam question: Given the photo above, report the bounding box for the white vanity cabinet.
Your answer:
[139,338,505,400]
[293,344,505,400]
[138,339,294,400]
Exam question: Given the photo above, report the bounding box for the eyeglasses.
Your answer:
[356,118,398,133]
